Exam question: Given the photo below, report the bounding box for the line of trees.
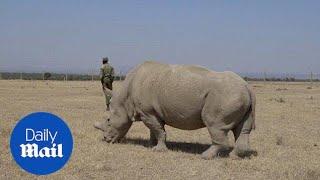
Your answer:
[0,72,318,82]
[0,72,126,81]
[243,76,319,82]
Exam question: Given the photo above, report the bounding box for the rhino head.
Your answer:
[94,106,132,143]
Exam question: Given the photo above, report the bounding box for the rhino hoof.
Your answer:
[229,151,241,160]
[152,145,168,152]
[201,153,215,160]
[201,147,218,160]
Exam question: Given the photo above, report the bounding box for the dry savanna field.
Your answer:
[0,80,319,179]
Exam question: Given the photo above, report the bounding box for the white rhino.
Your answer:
[94,61,256,159]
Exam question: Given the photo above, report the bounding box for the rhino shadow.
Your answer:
[122,138,226,155]
[122,138,257,157]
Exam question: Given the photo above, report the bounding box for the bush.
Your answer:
[44,72,51,80]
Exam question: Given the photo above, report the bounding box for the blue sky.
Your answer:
[0,1,319,74]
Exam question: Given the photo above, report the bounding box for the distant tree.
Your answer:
[289,77,295,81]
[44,72,52,80]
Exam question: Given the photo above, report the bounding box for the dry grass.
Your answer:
[1,80,320,180]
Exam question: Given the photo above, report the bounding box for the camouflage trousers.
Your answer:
[102,78,113,106]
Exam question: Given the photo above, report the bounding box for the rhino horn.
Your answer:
[94,122,104,131]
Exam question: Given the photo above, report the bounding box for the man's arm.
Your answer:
[100,67,105,85]
[100,67,104,79]
[111,67,115,80]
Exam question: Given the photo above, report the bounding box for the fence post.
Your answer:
[91,70,94,81]
[310,71,313,87]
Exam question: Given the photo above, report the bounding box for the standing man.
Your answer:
[100,57,114,111]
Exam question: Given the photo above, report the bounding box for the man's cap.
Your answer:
[102,57,109,63]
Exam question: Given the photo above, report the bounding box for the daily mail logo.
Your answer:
[10,112,73,175]
[20,129,63,158]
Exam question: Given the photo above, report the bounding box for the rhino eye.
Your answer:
[107,118,110,122]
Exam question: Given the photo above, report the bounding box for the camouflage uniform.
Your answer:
[100,58,114,110]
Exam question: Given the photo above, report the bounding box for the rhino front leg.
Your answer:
[141,114,168,152]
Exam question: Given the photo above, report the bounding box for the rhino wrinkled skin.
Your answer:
[94,61,256,159]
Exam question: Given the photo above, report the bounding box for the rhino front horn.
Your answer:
[94,122,103,131]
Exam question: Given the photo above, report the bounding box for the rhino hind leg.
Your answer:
[149,130,157,147]
[140,113,168,152]
[201,126,231,159]
[231,114,254,158]
[200,99,234,159]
